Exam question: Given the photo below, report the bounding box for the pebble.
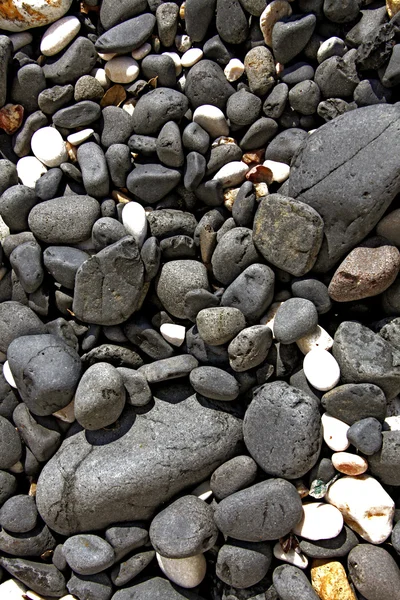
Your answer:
[196,307,246,346]
[311,559,357,600]
[348,544,400,600]
[121,202,147,248]
[67,129,93,145]
[224,58,245,82]
[321,383,386,425]
[273,564,319,600]
[216,541,272,589]
[347,417,383,455]
[244,46,276,97]
[228,325,273,372]
[42,37,97,85]
[3,360,16,388]
[293,502,344,541]
[62,534,115,575]
[0,415,22,469]
[105,57,139,84]
[193,105,229,138]
[156,553,206,589]
[160,323,185,347]
[30,127,68,168]
[0,494,37,533]
[331,452,368,476]
[213,161,249,188]
[40,16,80,56]
[303,349,341,392]
[274,298,318,345]
[210,455,257,500]
[263,159,290,183]
[321,413,350,451]
[181,48,203,68]
[299,526,358,560]
[260,0,293,46]
[273,542,309,569]
[16,157,47,188]
[297,325,334,354]
[156,260,209,319]
[0,0,73,32]
[190,366,239,400]
[95,13,156,54]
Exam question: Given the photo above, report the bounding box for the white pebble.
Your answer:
[321,412,350,451]
[67,129,94,146]
[0,578,27,599]
[263,159,290,183]
[40,16,81,56]
[385,415,400,430]
[98,52,117,61]
[181,47,203,67]
[17,156,47,188]
[91,67,111,89]
[175,34,192,52]
[190,480,213,501]
[122,99,136,116]
[163,51,182,75]
[193,105,229,138]
[224,58,245,82]
[303,348,340,391]
[293,502,344,540]
[273,542,308,569]
[31,127,68,167]
[160,323,186,347]
[332,452,368,476]
[157,553,206,588]
[9,32,33,51]
[326,474,395,544]
[296,325,333,354]
[105,56,139,84]
[122,202,147,248]
[3,361,17,389]
[213,161,249,188]
[131,42,152,60]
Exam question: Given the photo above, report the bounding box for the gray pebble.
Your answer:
[184,151,206,191]
[281,61,315,85]
[185,0,217,42]
[263,83,289,119]
[272,14,316,65]
[100,0,147,29]
[369,430,400,485]
[274,298,318,344]
[42,37,97,84]
[156,259,209,319]
[347,417,383,455]
[77,142,110,198]
[190,366,239,400]
[185,59,235,110]
[273,565,319,600]
[0,415,22,469]
[124,315,173,360]
[157,121,184,167]
[95,13,156,54]
[38,84,74,115]
[212,227,259,286]
[11,64,46,113]
[127,164,181,203]
[0,494,37,533]
[141,236,161,281]
[182,122,210,155]
[117,368,152,406]
[216,0,249,45]
[216,540,272,589]
[142,54,176,88]
[0,184,38,232]
[132,88,189,135]
[68,573,112,600]
[228,325,273,372]
[300,525,358,559]
[101,106,135,149]
[0,557,67,597]
[0,470,17,506]
[10,241,43,294]
[289,80,321,115]
[207,143,243,177]
[156,3,179,47]
[197,307,246,346]
[43,246,89,289]
[324,0,360,23]
[52,101,101,128]
[105,144,132,188]
[221,263,275,323]
[35,168,63,201]
[210,455,258,500]
[348,544,400,600]
[62,534,115,575]
[105,522,148,562]
[321,383,387,425]
[91,217,127,251]
[139,355,198,383]
[0,301,45,353]
[13,400,61,463]
[0,522,55,557]
[0,159,18,196]
[13,110,48,158]
[291,277,332,314]
[240,116,278,150]
[111,550,155,586]
[74,75,104,102]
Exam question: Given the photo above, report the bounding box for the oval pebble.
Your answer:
[160,323,185,347]
[213,161,249,188]
[303,349,340,392]
[9,31,33,51]
[17,157,47,188]
[40,16,81,56]
[321,413,350,452]
[67,129,94,145]
[332,452,368,476]
[263,159,290,183]
[121,202,147,248]
[293,502,344,541]
[156,553,207,589]
[193,105,229,138]
[181,48,204,68]
[131,42,152,60]
[105,57,140,84]
[31,127,68,168]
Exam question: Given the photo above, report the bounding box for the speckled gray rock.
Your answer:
[36,395,243,535]
[185,60,235,110]
[156,121,184,168]
[212,227,259,286]
[0,301,45,352]
[156,3,179,47]
[0,416,22,469]
[333,321,400,399]
[43,246,89,289]
[244,46,276,97]
[347,417,383,455]
[117,368,152,407]
[299,526,358,559]
[369,430,400,485]
[227,90,262,127]
[273,565,319,600]
[28,195,100,244]
[210,455,258,500]
[42,37,97,85]
[197,307,246,346]
[127,164,181,203]
[0,470,17,506]
[77,142,110,198]
[149,495,218,558]
[216,0,248,45]
[273,298,318,345]
[214,478,303,542]
[67,573,112,600]
[0,184,38,232]
[10,241,43,294]
[216,540,272,589]
[228,325,273,372]
[348,544,400,600]
[190,366,239,400]
[38,84,74,115]
[100,0,147,29]
[112,577,203,599]
[139,355,198,383]
[95,13,156,54]
[185,0,216,42]
[7,334,82,416]
[0,522,56,557]
[73,237,144,326]
[244,381,322,478]
[321,383,387,425]
[0,557,67,597]
[74,75,104,102]
[105,522,149,562]
[156,260,209,319]
[0,494,37,533]
[132,88,189,135]
[62,534,115,575]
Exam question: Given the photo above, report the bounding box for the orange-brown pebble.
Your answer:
[0,104,24,134]
[245,165,273,184]
[332,452,368,476]
[311,559,357,600]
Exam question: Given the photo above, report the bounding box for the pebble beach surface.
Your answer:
[1,1,400,599]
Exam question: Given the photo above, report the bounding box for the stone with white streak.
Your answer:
[193,105,229,138]
[263,159,290,183]
[181,48,203,67]
[31,127,68,168]
[17,157,47,188]
[213,162,249,188]
[160,323,185,347]
[332,452,368,476]
[321,413,350,451]
[297,325,333,354]
[105,57,140,84]
[303,349,340,392]
[326,475,395,544]
[40,15,81,56]
[121,201,147,248]
[156,553,207,589]
[273,542,308,569]
[224,58,245,82]
[293,502,344,541]
[0,0,73,32]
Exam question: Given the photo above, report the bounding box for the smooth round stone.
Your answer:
[40,15,81,56]
[17,156,47,188]
[132,42,152,60]
[210,456,258,501]
[263,159,290,183]
[105,57,139,84]
[224,58,245,82]
[274,564,319,600]
[3,361,16,388]
[189,366,239,401]
[321,383,387,426]
[156,553,206,589]
[181,48,203,68]
[274,298,318,345]
[193,105,229,138]
[216,541,273,589]
[347,418,383,456]
[0,415,22,469]
[121,202,147,248]
[62,534,115,575]
[156,260,209,320]
[213,161,249,188]
[273,542,308,569]
[332,452,368,476]
[67,129,94,145]
[326,475,394,544]
[0,494,37,533]
[297,326,333,355]
[31,127,68,168]
[160,324,185,347]
[293,503,344,541]
[321,413,350,451]
[196,307,246,346]
[348,544,400,600]
[303,349,340,392]
[0,0,73,32]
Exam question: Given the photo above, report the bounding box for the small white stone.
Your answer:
[31,127,68,167]
[105,56,140,84]
[193,105,229,138]
[9,32,33,51]
[260,301,283,337]
[325,474,395,544]
[303,348,340,391]
[0,0,73,32]
[0,578,27,599]
[190,480,213,501]
[122,99,136,116]
[178,74,186,92]
[263,159,290,183]
[40,16,81,56]
[175,34,192,53]
[53,399,75,423]
[293,502,344,540]
[332,452,368,476]
[162,51,182,75]
[98,52,117,61]
[67,129,94,146]
[296,325,333,354]
[160,323,186,347]
[321,412,350,452]
[213,161,249,188]
[91,67,111,89]
[273,542,308,569]
[122,201,147,248]
[385,415,400,430]
[181,47,204,67]
[157,553,207,589]
[224,58,245,82]
[131,42,152,60]
[3,361,17,388]
[17,156,47,188]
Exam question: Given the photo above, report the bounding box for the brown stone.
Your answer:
[328,245,400,302]
[245,165,273,184]
[0,104,23,134]
[311,559,357,600]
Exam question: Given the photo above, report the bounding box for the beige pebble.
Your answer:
[105,56,139,84]
[131,42,152,60]
[91,67,111,89]
[213,161,249,188]
[311,559,357,600]
[293,502,344,540]
[98,51,117,61]
[273,541,308,568]
[224,58,245,82]
[296,325,333,354]
[193,105,229,138]
[156,553,207,588]
[67,129,94,145]
[260,0,292,46]
[181,47,203,67]
[332,452,368,476]
[9,461,24,473]
[263,159,290,183]
[254,182,269,198]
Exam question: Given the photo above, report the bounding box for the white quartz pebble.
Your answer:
[40,16,81,56]
[160,323,185,347]
[105,57,139,84]
[263,159,290,183]
[3,361,17,388]
[9,32,33,51]
[321,412,350,451]
[181,48,204,67]
[326,474,395,544]
[131,42,152,60]
[191,480,213,501]
[163,52,182,75]
[193,105,229,138]
[213,161,249,188]
[224,58,245,82]
[273,542,308,569]
[157,553,207,588]
[17,156,47,188]
[122,201,147,248]
[31,127,68,167]
[317,36,346,64]
[91,67,111,89]
[98,52,117,61]
[67,129,94,146]
[303,348,340,391]
[293,502,344,540]
[384,415,400,430]
[296,325,333,354]
[332,452,368,476]
[0,578,27,599]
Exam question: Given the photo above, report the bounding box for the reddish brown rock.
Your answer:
[328,245,400,302]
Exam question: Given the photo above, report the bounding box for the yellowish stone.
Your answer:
[387,0,400,18]
[311,559,357,600]
[260,0,292,46]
